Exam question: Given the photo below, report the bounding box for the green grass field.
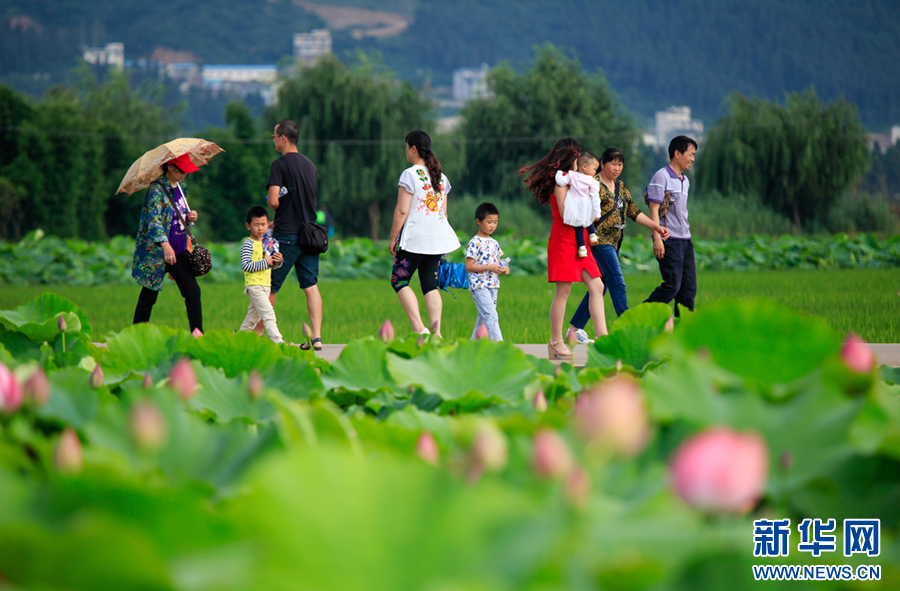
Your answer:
[2,269,898,343]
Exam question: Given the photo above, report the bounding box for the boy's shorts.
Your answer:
[271,233,319,292]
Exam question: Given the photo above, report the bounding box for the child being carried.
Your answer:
[555,151,601,258]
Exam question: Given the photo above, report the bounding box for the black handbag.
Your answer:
[288,180,328,255]
[298,220,329,255]
[151,180,213,277]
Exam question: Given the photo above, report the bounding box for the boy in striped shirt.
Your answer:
[238,206,285,343]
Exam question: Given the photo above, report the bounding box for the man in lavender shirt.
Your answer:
[644,135,699,317]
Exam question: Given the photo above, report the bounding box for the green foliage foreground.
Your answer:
[0,294,898,589]
[2,231,900,288]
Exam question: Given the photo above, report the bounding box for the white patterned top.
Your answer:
[465,235,503,290]
[397,165,461,255]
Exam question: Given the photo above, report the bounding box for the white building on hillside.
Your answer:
[654,106,704,149]
[294,29,332,64]
[452,64,490,103]
[82,43,124,70]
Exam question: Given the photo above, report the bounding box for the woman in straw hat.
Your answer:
[132,153,204,333]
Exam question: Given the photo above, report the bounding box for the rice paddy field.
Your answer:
[1,269,897,343]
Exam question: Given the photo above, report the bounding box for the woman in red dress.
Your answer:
[520,138,608,360]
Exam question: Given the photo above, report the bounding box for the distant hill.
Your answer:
[3,0,899,129]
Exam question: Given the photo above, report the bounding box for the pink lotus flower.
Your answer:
[0,362,23,414]
[533,390,547,413]
[302,322,312,339]
[378,319,395,342]
[169,358,198,401]
[191,328,203,338]
[89,364,104,388]
[565,467,591,508]
[54,428,83,474]
[575,375,649,456]
[24,368,50,407]
[416,432,440,465]
[57,315,67,332]
[130,400,167,451]
[532,429,574,479]
[142,373,153,389]
[670,427,769,513]
[472,424,507,471]
[841,335,875,374]
[474,324,489,339]
[247,369,263,400]
[664,317,675,333]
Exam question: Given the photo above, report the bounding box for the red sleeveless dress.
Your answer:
[547,192,602,282]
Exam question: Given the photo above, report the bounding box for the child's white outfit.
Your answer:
[238,236,284,343]
[465,235,504,341]
[555,170,601,227]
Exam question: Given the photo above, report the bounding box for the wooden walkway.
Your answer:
[311,343,900,367]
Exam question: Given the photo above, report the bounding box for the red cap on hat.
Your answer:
[168,153,200,173]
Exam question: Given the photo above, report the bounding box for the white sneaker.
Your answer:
[577,246,588,258]
[567,327,595,345]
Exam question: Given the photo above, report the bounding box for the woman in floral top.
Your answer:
[132,153,204,332]
[388,130,461,337]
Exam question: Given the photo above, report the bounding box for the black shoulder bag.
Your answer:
[150,181,212,277]
[288,180,329,255]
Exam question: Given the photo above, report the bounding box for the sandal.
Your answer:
[548,339,573,361]
[300,337,323,352]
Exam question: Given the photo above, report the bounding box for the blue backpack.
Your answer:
[437,258,469,296]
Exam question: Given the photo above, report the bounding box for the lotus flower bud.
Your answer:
[247,369,263,400]
[670,427,769,513]
[475,324,489,339]
[378,319,395,342]
[142,373,153,389]
[0,362,23,414]
[575,375,649,456]
[471,424,508,472]
[24,368,50,407]
[57,315,67,332]
[302,322,312,339]
[532,429,574,479]
[841,335,875,374]
[191,328,203,338]
[533,390,547,413]
[664,317,675,333]
[169,358,197,401]
[416,334,426,348]
[615,358,623,372]
[130,400,167,451]
[89,364,104,388]
[416,431,440,465]
[54,428,83,474]
[565,467,591,508]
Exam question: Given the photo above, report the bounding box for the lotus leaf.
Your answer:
[0,293,90,341]
[387,339,536,405]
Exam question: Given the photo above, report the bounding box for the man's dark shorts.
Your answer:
[271,233,319,292]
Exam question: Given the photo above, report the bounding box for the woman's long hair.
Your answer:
[519,137,582,204]
[406,130,443,195]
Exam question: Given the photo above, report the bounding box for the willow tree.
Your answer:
[270,54,431,239]
[460,44,637,202]
[698,89,869,231]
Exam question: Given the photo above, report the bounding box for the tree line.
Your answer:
[0,46,894,243]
